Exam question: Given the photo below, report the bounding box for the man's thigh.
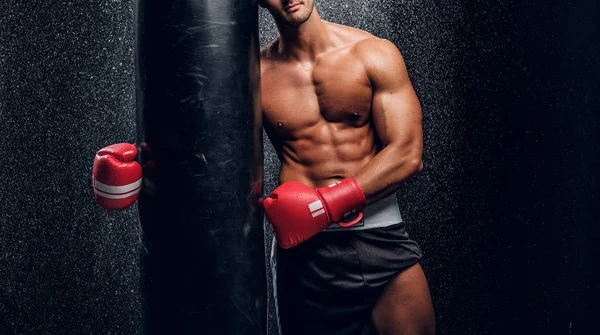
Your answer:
[273,224,426,335]
[371,263,435,335]
[273,236,376,335]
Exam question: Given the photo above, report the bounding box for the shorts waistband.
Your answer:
[323,193,403,232]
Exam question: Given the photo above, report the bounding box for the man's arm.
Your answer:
[352,38,423,204]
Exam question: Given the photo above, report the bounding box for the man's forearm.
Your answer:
[352,144,423,204]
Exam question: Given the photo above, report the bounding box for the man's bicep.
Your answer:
[365,39,422,148]
[371,89,422,148]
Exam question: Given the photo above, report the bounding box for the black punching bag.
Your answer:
[134,1,265,334]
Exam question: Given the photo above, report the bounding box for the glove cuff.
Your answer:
[316,178,367,223]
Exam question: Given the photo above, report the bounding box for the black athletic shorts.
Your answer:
[272,223,423,335]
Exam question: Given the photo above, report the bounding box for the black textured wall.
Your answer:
[0,1,140,334]
[1,0,598,334]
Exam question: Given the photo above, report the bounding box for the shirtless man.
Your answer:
[259,1,435,334]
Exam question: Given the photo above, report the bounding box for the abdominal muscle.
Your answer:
[276,121,379,189]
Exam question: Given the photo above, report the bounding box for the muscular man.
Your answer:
[259,1,435,334]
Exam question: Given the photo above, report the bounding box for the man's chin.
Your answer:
[277,6,312,27]
[280,15,309,27]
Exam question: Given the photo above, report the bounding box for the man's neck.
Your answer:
[276,9,333,62]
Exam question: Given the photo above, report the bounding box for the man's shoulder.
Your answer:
[327,23,401,60]
[352,37,401,60]
[260,37,281,75]
[260,37,279,56]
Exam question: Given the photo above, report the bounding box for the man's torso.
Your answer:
[260,23,382,188]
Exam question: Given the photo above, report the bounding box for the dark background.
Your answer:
[1,0,598,334]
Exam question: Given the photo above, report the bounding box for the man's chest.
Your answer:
[261,55,373,134]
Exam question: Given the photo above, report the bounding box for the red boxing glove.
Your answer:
[263,178,367,249]
[92,143,143,210]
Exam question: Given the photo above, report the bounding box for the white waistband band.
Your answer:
[323,193,402,232]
